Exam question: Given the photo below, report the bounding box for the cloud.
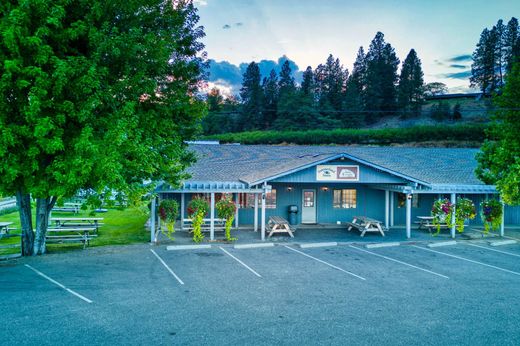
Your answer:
[193,0,208,6]
[222,24,231,29]
[447,54,472,63]
[235,22,243,27]
[449,64,468,69]
[207,56,304,96]
[439,70,472,79]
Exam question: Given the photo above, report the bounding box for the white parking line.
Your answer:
[25,264,93,303]
[412,245,520,277]
[150,249,185,285]
[219,247,262,278]
[284,246,366,281]
[466,243,520,259]
[349,246,449,279]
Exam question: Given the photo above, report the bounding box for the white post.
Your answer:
[180,193,185,231]
[150,197,156,243]
[384,190,389,229]
[254,193,259,232]
[235,193,239,229]
[450,193,456,239]
[500,197,505,237]
[261,192,266,241]
[210,192,215,241]
[390,192,394,227]
[406,194,412,239]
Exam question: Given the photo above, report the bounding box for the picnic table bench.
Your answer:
[267,216,295,238]
[181,218,226,233]
[0,222,13,234]
[346,216,385,237]
[415,216,450,233]
[50,217,104,233]
[45,227,97,249]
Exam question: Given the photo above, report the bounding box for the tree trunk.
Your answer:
[16,189,34,256]
[33,196,57,256]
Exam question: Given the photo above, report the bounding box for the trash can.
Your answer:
[288,205,298,225]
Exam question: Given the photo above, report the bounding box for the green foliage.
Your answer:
[159,199,179,241]
[398,49,424,118]
[476,62,520,205]
[205,124,486,145]
[431,199,454,235]
[480,199,503,233]
[430,102,452,121]
[452,104,462,120]
[239,62,264,130]
[424,82,448,96]
[454,197,477,233]
[187,197,208,243]
[0,0,206,254]
[216,196,236,241]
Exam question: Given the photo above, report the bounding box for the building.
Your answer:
[151,144,518,241]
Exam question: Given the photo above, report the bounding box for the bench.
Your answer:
[52,207,79,214]
[346,216,385,237]
[181,218,226,233]
[267,216,295,238]
[45,227,97,249]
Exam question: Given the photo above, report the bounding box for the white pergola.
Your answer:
[374,183,503,239]
[150,181,271,243]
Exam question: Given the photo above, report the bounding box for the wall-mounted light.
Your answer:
[407,194,413,200]
[321,187,329,192]
[286,186,293,192]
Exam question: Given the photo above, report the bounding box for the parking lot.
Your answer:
[2,240,520,345]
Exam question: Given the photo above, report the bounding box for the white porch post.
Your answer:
[235,193,239,229]
[406,194,412,239]
[180,193,185,231]
[150,197,156,243]
[210,192,215,241]
[450,193,456,239]
[390,192,394,227]
[500,197,505,237]
[261,188,266,241]
[384,190,389,229]
[254,193,259,232]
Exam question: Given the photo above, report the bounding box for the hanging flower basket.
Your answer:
[188,197,209,243]
[454,197,476,233]
[431,198,454,235]
[216,195,237,241]
[159,199,179,241]
[480,199,502,233]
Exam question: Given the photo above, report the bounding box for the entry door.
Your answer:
[302,189,317,224]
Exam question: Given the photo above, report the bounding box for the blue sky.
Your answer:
[194,0,519,95]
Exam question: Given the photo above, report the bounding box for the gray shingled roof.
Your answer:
[186,144,485,186]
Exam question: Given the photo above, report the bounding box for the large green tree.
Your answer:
[476,62,520,205]
[397,49,424,117]
[239,62,263,130]
[0,0,206,255]
[262,69,279,129]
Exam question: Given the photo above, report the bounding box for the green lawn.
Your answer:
[0,207,149,256]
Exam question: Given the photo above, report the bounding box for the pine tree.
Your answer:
[314,54,348,121]
[262,69,279,129]
[278,60,296,98]
[504,17,520,73]
[471,28,499,93]
[301,66,315,97]
[343,47,367,127]
[239,62,264,130]
[398,49,425,117]
[494,20,506,87]
[364,32,400,123]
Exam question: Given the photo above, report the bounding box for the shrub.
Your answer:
[480,199,502,233]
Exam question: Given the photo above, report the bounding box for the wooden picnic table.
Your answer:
[267,216,294,238]
[415,216,449,233]
[50,217,104,233]
[0,222,13,234]
[346,216,385,237]
[46,227,97,249]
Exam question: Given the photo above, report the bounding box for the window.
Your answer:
[265,189,276,209]
[239,193,255,208]
[333,189,357,209]
[397,193,420,208]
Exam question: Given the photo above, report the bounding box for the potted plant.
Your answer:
[431,198,454,235]
[480,199,502,233]
[216,195,237,241]
[159,199,179,241]
[187,197,209,243]
[454,197,476,233]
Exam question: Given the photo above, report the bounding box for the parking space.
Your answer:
[2,241,520,345]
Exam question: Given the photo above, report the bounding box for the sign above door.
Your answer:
[316,165,359,181]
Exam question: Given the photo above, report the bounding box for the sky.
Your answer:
[194,0,520,95]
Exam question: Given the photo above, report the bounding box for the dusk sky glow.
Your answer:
[195,0,520,93]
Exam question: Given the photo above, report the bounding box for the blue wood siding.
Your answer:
[271,160,406,184]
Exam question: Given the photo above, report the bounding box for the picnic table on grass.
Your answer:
[46,227,97,249]
[50,217,104,233]
[346,216,385,237]
[415,216,449,233]
[0,222,14,234]
[267,216,294,238]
